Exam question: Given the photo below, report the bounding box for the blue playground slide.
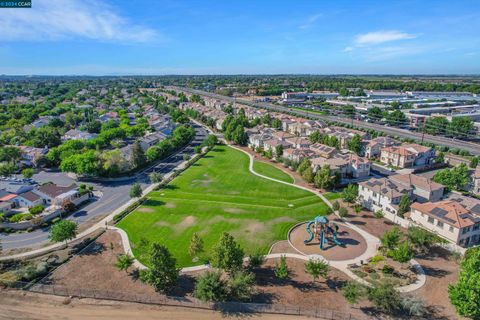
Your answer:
[304,221,315,244]
[328,226,345,247]
[320,230,326,250]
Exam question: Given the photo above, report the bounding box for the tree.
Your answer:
[194,270,227,302]
[248,252,265,269]
[210,232,244,274]
[388,241,414,263]
[202,134,218,148]
[274,255,289,280]
[342,184,358,203]
[131,141,147,169]
[433,163,470,191]
[297,158,311,175]
[449,247,480,319]
[304,259,329,282]
[49,220,77,247]
[21,168,35,179]
[314,165,337,190]
[149,172,163,183]
[470,156,479,169]
[397,194,411,218]
[380,226,402,251]
[347,134,362,154]
[344,105,356,118]
[367,106,383,122]
[302,166,315,183]
[141,243,178,293]
[407,226,439,252]
[228,271,255,300]
[447,117,473,138]
[129,183,142,198]
[339,207,348,217]
[425,117,449,135]
[386,110,406,126]
[275,144,284,158]
[188,232,204,258]
[115,254,134,274]
[342,281,366,304]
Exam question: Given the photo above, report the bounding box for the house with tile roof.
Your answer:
[380,143,435,168]
[389,173,444,203]
[410,199,480,247]
[364,136,399,159]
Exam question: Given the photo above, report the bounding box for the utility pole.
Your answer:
[421,119,426,144]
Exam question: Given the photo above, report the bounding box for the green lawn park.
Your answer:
[118,145,333,267]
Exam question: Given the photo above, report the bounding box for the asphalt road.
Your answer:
[175,87,480,155]
[0,123,208,250]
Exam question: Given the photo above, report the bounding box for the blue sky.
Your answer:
[0,0,479,75]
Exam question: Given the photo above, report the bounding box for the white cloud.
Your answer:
[343,46,354,52]
[355,30,416,45]
[299,13,323,29]
[0,0,159,43]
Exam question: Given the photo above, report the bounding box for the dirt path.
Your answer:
[0,290,312,320]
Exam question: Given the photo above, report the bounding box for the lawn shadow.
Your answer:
[143,199,166,207]
[421,265,451,278]
[163,184,178,190]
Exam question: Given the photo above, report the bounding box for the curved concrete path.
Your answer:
[112,144,425,292]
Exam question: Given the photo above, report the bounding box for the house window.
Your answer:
[428,217,435,224]
[437,221,444,229]
[449,226,454,233]
[474,223,480,231]
[462,227,470,234]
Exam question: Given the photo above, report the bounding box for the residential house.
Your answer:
[263,139,292,156]
[358,178,413,220]
[18,146,48,167]
[283,148,316,163]
[139,132,167,151]
[33,183,88,207]
[410,199,480,247]
[380,143,435,168]
[310,143,337,159]
[14,191,43,208]
[364,137,399,158]
[389,173,444,203]
[471,168,480,195]
[0,181,34,195]
[62,129,98,141]
[285,137,311,149]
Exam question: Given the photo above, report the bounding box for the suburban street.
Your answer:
[176,87,480,156]
[0,123,208,251]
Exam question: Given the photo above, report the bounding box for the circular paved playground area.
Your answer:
[289,222,367,261]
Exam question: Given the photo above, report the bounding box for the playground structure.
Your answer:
[304,216,344,250]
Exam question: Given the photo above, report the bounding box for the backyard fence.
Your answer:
[3,281,361,320]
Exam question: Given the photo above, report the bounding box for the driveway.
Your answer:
[0,123,208,251]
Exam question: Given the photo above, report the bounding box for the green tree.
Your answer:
[304,259,329,282]
[228,271,256,300]
[115,254,134,273]
[447,117,473,138]
[49,220,78,247]
[470,156,479,169]
[388,241,414,263]
[425,117,449,135]
[302,166,315,183]
[314,165,338,190]
[188,232,204,258]
[397,194,411,218]
[193,270,227,302]
[347,134,362,154]
[297,158,311,175]
[275,144,284,158]
[342,184,358,203]
[274,255,289,280]
[210,232,244,274]
[131,141,147,169]
[386,110,406,126]
[129,183,143,198]
[407,227,439,252]
[248,252,265,269]
[21,168,35,179]
[149,172,163,183]
[433,163,470,191]
[448,247,480,319]
[380,226,402,251]
[367,106,383,122]
[141,243,178,293]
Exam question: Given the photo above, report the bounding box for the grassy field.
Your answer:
[252,160,294,183]
[118,145,331,267]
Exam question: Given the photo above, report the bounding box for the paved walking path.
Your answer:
[111,144,425,293]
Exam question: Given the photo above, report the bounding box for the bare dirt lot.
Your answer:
[0,290,312,320]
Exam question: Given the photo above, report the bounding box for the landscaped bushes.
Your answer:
[28,205,45,215]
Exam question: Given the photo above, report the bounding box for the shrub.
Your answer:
[374,210,384,218]
[381,265,395,275]
[8,213,33,223]
[339,207,348,217]
[367,280,402,314]
[141,243,178,293]
[401,295,427,317]
[210,232,244,274]
[407,226,441,252]
[228,271,255,301]
[274,256,289,280]
[194,271,227,302]
[29,205,44,215]
[380,226,403,251]
[304,259,329,282]
[370,255,384,264]
[248,252,265,269]
[342,281,366,304]
[332,201,340,211]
